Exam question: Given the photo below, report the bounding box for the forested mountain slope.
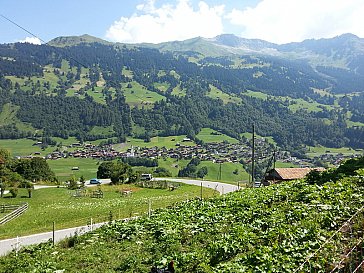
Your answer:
[0,34,363,150]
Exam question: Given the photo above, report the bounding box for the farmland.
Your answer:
[0,184,215,239]
[1,172,363,272]
[47,158,100,182]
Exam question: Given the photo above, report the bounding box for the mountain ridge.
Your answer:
[1,32,364,150]
[47,33,364,67]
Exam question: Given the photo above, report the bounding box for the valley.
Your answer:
[0,32,364,272]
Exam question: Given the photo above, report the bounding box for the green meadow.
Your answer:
[306,145,362,158]
[0,139,54,157]
[116,135,195,151]
[47,158,101,182]
[197,128,239,144]
[171,84,186,96]
[0,184,215,239]
[199,161,249,184]
[122,81,165,108]
[206,85,242,104]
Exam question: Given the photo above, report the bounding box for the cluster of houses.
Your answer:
[58,139,285,165]
[42,138,362,171]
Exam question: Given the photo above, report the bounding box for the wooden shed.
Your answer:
[264,167,325,186]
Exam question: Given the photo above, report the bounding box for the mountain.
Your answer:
[48,34,112,47]
[0,33,363,151]
[149,33,364,65]
[145,33,364,94]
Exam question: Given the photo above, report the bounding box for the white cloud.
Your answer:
[227,0,364,44]
[19,37,42,45]
[106,0,225,43]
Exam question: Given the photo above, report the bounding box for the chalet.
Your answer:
[264,167,325,186]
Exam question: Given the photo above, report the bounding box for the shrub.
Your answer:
[9,187,18,198]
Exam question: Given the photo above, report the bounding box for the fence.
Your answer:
[294,206,364,273]
[0,203,28,225]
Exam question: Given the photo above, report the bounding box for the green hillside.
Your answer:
[1,157,364,272]
[0,35,364,154]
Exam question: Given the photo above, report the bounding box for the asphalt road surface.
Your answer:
[0,222,106,256]
[154,177,240,194]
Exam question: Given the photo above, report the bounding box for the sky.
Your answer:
[1,0,364,45]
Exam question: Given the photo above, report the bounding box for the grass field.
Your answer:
[171,84,186,96]
[306,145,362,158]
[0,103,34,132]
[206,85,242,104]
[0,139,55,157]
[241,132,277,145]
[347,120,364,127]
[274,161,299,168]
[89,125,115,137]
[115,135,195,151]
[197,128,239,144]
[157,158,190,176]
[47,158,101,182]
[0,184,216,239]
[199,161,249,184]
[154,82,170,92]
[135,158,250,184]
[244,90,335,113]
[122,67,133,79]
[122,81,165,108]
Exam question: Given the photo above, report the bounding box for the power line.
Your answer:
[0,14,47,44]
[0,13,88,68]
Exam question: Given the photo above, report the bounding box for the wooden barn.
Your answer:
[263,167,325,186]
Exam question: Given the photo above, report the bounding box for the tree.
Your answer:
[97,161,134,184]
[12,157,56,182]
[197,166,208,178]
[68,175,78,190]
[9,187,18,198]
[97,161,115,179]
[110,162,133,184]
[25,181,34,198]
[0,179,6,198]
[153,167,172,177]
[79,175,85,187]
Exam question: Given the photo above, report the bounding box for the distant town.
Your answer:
[25,138,362,170]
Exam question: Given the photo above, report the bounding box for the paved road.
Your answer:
[154,178,240,194]
[0,222,107,256]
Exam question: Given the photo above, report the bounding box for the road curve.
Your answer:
[153,177,240,194]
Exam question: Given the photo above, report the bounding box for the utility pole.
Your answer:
[217,162,222,181]
[52,221,55,247]
[200,182,203,199]
[220,163,222,181]
[273,149,276,169]
[251,124,255,187]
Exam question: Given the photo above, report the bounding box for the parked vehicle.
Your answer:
[89,178,101,184]
[141,174,153,181]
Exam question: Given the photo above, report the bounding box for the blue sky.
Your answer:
[1,0,364,45]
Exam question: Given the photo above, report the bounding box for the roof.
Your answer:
[272,168,325,180]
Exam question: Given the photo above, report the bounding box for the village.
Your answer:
[43,137,360,170]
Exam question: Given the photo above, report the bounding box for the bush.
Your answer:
[9,187,18,198]
[154,167,172,177]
